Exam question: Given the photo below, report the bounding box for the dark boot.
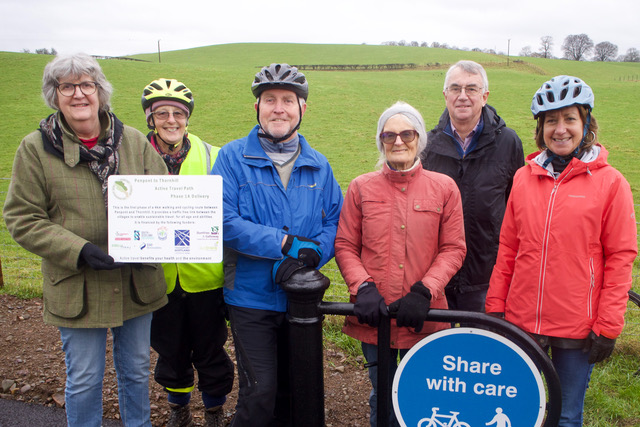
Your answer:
[204,405,225,427]
[167,402,194,427]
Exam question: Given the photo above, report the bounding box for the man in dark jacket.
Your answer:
[420,60,524,313]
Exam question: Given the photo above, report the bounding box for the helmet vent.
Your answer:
[573,86,582,98]
[559,88,568,101]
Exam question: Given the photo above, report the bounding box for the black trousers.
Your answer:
[151,285,234,398]
[228,305,291,427]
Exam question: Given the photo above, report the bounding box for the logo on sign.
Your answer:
[393,328,545,427]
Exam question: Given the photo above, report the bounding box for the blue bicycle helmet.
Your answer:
[531,75,594,118]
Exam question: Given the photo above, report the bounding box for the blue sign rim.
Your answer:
[392,327,546,427]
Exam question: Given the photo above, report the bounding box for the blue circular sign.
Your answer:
[393,328,545,427]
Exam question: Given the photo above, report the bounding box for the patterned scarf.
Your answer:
[147,132,191,175]
[39,112,122,208]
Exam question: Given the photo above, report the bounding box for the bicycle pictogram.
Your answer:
[417,407,471,427]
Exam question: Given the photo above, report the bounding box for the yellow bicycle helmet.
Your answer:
[141,78,195,115]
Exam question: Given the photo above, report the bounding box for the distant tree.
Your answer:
[35,48,49,55]
[539,36,554,58]
[410,41,419,47]
[382,41,398,46]
[519,46,532,57]
[562,34,594,60]
[471,47,482,52]
[51,48,57,55]
[623,47,640,62]
[398,40,407,46]
[593,41,618,61]
[22,48,31,53]
[420,42,428,47]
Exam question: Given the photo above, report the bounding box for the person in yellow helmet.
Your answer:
[142,78,234,427]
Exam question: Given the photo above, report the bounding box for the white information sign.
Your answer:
[107,175,223,263]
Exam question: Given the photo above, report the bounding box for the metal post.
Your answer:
[0,257,3,288]
[280,268,330,427]
[377,315,391,426]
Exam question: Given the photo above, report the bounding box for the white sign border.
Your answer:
[392,327,546,427]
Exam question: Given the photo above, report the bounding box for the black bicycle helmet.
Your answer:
[251,64,309,100]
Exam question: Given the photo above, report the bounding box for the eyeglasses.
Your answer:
[56,81,99,97]
[152,110,187,120]
[379,130,418,144]
[446,85,484,96]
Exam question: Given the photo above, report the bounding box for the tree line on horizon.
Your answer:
[382,34,640,63]
[21,34,640,63]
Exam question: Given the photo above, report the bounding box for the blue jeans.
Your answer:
[550,346,594,427]
[59,313,153,427]
[361,343,409,427]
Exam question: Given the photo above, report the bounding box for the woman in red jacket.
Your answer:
[486,76,638,426]
[336,101,466,427]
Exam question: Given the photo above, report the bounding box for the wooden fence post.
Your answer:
[0,256,4,288]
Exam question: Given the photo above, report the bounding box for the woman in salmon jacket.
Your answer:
[486,75,638,427]
[336,101,466,427]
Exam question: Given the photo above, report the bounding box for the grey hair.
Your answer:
[375,101,428,168]
[443,60,489,93]
[42,53,113,112]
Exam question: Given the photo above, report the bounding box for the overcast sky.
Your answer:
[1,0,638,59]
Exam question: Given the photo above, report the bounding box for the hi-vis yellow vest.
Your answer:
[163,133,224,293]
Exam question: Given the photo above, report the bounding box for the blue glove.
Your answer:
[389,281,432,333]
[272,256,306,284]
[353,282,388,327]
[282,235,322,268]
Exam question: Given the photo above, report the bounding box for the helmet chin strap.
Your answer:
[256,96,303,143]
[151,117,185,152]
[542,110,592,169]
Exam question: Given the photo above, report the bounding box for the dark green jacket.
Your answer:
[4,112,169,327]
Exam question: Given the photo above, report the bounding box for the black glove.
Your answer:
[353,282,388,327]
[584,331,616,364]
[282,235,322,268]
[389,281,432,333]
[272,256,306,284]
[78,243,124,270]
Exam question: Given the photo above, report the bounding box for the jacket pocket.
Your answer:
[411,198,444,232]
[412,199,443,214]
[43,269,87,319]
[130,264,167,305]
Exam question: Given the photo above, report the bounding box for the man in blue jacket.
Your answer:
[211,63,343,427]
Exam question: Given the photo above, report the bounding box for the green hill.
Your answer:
[1,43,640,426]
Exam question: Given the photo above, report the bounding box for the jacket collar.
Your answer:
[382,159,422,182]
[528,144,607,179]
[242,125,320,170]
[430,104,505,157]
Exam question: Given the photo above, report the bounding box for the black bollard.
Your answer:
[280,267,331,427]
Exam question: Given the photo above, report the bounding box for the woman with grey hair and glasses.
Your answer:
[335,101,466,426]
[3,53,168,427]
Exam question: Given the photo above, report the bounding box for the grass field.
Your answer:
[1,43,640,425]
